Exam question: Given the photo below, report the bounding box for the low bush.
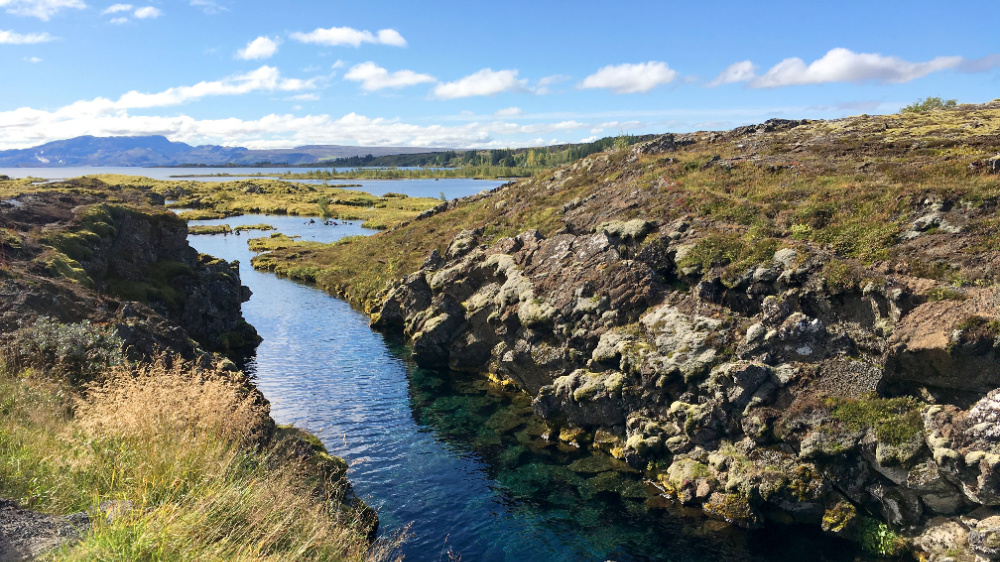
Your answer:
[4,317,123,385]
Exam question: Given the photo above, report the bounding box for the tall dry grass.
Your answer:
[0,357,403,561]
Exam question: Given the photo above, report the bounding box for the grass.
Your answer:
[248,102,1000,312]
[0,356,401,561]
[189,224,233,235]
[147,176,441,229]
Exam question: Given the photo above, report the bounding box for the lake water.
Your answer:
[181,212,860,561]
[0,167,502,200]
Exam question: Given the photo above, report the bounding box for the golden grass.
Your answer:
[0,357,403,561]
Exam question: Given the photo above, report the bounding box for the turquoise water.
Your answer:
[185,211,860,561]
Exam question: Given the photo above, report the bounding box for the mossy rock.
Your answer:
[821,500,858,537]
[702,492,762,529]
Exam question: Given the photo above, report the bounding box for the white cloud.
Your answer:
[109,66,315,109]
[331,59,345,69]
[288,93,319,101]
[578,61,678,93]
[707,60,756,87]
[494,107,522,117]
[344,61,435,91]
[0,96,609,150]
[290,26,407,48]
[750,48,962,88]
[101,2,129,13]
[433,68,526,99]
[375,29,406,47]
[0,29,55,43]
[0,0,84,20]
[237,36,280,60]
[132,5,160,18]
[189,0,224,14]
[108,15,126,23]
[23,55,41,62]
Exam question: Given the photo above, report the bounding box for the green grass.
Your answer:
[188,224,233,235]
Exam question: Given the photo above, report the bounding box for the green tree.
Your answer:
[900,96,957,113]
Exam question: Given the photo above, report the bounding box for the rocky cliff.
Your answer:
[0,178,259,360]
[0,178,377,558]
[258,101,1000,558]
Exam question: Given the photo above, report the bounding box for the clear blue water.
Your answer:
[183,212,861,562]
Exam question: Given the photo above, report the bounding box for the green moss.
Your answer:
[188,225,233,235]
[826,396,924,446]
[821,500,857,534]
[233,223,274,232]
[45,252,93,287]
[41,231,100,262]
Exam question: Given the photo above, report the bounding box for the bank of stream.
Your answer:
[185,211,862,562]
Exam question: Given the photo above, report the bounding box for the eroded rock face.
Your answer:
[0,192,258,361]
[884,288,1000,395]
[370,218,1000,557]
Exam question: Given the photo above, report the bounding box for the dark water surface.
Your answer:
[185,212,860,562]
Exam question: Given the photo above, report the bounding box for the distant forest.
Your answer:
[316,134,657,170]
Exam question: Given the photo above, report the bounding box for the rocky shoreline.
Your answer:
[0,182,377,559]
[331,106,1000,559]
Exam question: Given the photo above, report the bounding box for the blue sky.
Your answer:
[1,0,998,150]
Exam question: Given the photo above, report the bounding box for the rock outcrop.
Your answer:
[368,169,1000,557]
[0,189,259,361]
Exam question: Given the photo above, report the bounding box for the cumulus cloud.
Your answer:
[0,29,55,43]
[344,61,435,91]
[433,68,526,99]
[707,60,756,87]
[578,61,678,93]
[290,26,407,48]
[108,15,126,23]
[23,55,41,62]
[132,5,159,18]
[0,0,84,20]
[750,48,962,88]
[237,36,280,60]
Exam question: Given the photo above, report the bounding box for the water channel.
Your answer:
[182,186,861,561]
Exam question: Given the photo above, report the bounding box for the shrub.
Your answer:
[900,97,957,114]
[857,516,904,555]
[5,317,123,385]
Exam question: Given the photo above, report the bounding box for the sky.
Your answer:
[1,0,998,150]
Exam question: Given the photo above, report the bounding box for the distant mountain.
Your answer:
[0,136,454,167]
